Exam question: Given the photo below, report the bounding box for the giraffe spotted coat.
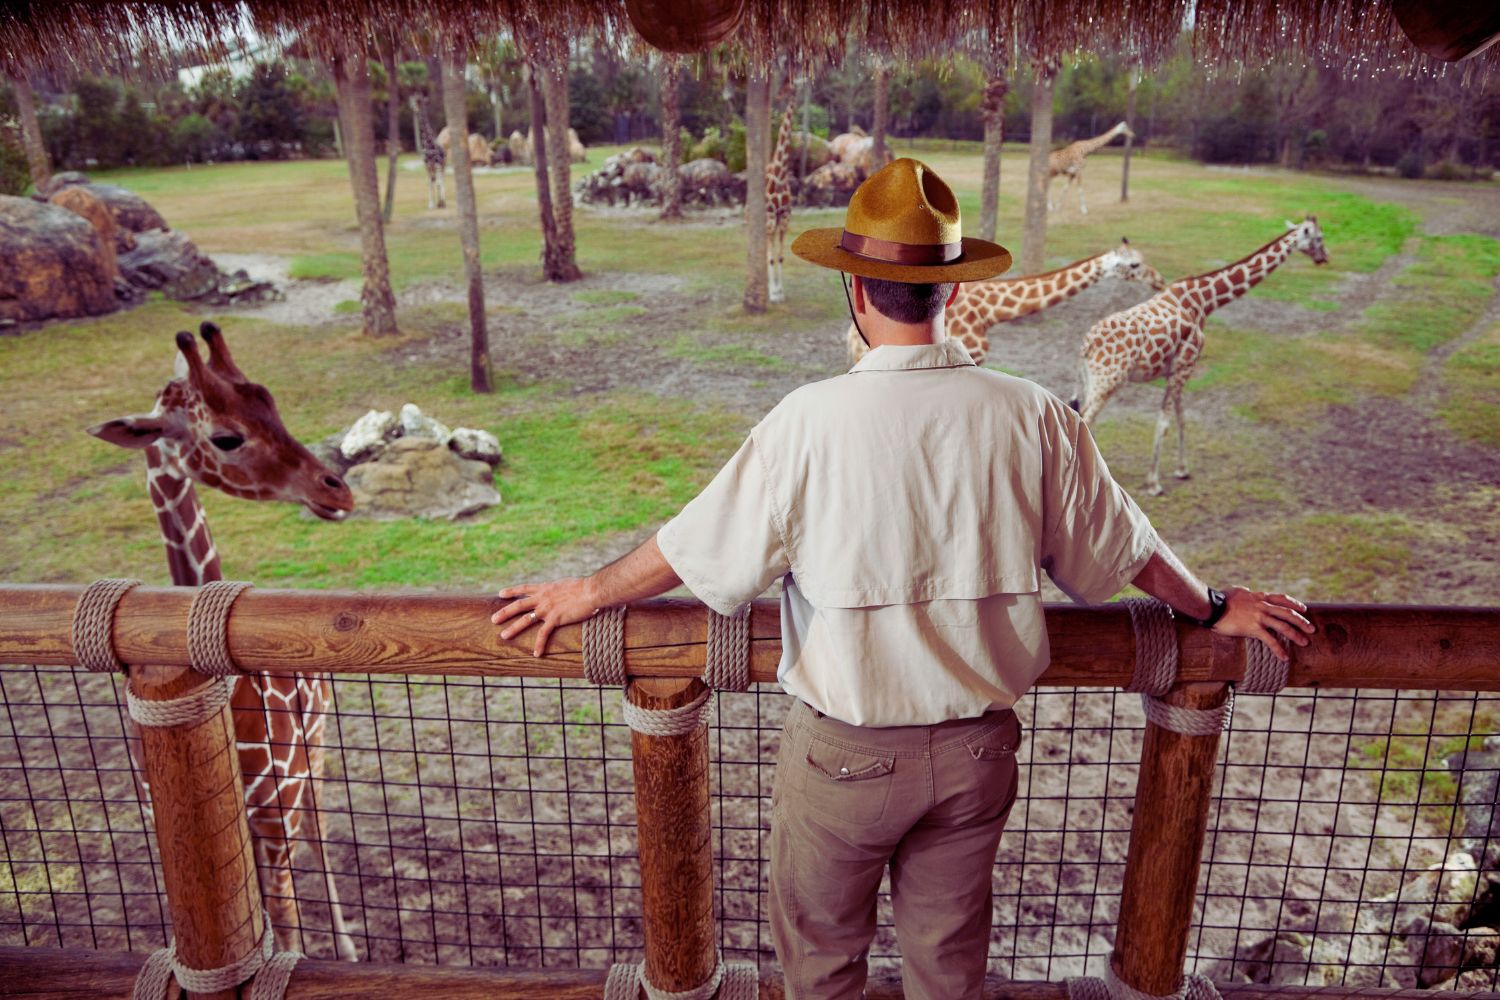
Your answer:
[1075,218,1329,495]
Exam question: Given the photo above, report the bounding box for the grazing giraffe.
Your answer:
[1074,218,1329,495]
[410,93,446,209]
[1048,120,1134,214]
[847,237,1166,366]
[88,322,360,960]
[765,92,799,304]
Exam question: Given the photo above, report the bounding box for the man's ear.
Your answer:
[88,414,167,450]
[946,282,961,306]
[851,274,867,315]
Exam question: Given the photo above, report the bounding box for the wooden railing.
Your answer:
[1,583,1498,1000]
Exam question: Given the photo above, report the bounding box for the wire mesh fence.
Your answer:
[3,663,1498,989]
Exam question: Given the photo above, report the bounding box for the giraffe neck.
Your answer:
[1182,231,1298,316]
[144,445,222,586]
[770,107,795,174]
[976,253,1105,321]
[1075,124,1124,157]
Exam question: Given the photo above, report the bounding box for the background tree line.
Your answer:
[4,36,1497,195]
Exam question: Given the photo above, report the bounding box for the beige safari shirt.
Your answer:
[656,340,1157,727]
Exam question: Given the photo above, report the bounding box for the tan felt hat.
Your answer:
[791,157,1012,283]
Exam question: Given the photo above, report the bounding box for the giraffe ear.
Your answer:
[88,414,167,450]
[1285,219,1299,230]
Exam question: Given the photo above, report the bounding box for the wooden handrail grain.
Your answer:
[1,584,1496,691]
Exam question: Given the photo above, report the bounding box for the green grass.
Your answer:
[332,299,361,314]
[666,334,793,372]
[1191,324,1417,423]
[1203,512,1431,600]
[574,290,639,306]
[1351,703,1500,834]
[1360,235,1500,353]
[1439,323,1500,446]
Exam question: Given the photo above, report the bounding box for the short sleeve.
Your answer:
[656,436,791,615]
[1040,414,1158,604]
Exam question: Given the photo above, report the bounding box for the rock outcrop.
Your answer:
[311,405,503,520]
[0,195,120,327]
[39,173,168,234]
[118,229,280,306]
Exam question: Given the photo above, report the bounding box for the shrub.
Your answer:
[173,113,220,163]
[725,120,746,172]
[1395,151,1424,179]
[1424,160,1470,181]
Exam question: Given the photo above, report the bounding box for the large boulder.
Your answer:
[117,229,279,305]
[38,173,167,233]
[0,195,118,326]
[787,131,834,176]
[344,437,500,521]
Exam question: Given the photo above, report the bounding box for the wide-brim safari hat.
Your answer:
[792,157,1011,283]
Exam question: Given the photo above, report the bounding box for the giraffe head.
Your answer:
[1284,216,1330,265]
[1100,237,1167,291]
[1114,121,1136,140]
[88,322,355,521]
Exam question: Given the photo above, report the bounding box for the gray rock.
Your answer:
[1210,929,1406,987]
[1403,916,1466,988]
[1447,748,1500,868]
[450,427,502,467]
[399,403,452,445]
[340,410,398,463]
[309,433,352,476]
[1355,853,1478,936]
[117,229,280,305]
[344,437,499,521]
[37,174,169,234]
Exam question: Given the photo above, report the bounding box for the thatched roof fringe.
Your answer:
[2,0,1492,81]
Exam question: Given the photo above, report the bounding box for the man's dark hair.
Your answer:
[861,277,955,324]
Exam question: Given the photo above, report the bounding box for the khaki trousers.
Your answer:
[770,700,1022,1000]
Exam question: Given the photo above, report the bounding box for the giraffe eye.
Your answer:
[210,434,245,452]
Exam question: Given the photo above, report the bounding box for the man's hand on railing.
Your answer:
[1213,587,1315,661]
[493,535,683,657]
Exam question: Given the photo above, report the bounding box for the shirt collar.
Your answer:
[849,339,977,374]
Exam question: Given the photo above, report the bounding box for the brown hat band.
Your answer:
[839,230,963,266]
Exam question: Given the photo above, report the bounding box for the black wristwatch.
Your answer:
[1192,587,1228,628]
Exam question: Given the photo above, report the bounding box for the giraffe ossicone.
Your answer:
[89,321,359,961]
[846,237,1167,367]
[1074,218,1329,496]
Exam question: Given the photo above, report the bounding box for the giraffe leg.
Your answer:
[1077,169,1088,214]
[437,170,446,209]
[258,835,305,955]
[1171,378,1191,480]
[305,722,359,961]
[1078,362,1125,426]
[1147,404,1170,496]
[768,227,784,304]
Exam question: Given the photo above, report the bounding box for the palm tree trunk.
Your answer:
[440,53,492,393]
[381,41,401,223]
[1021,61,1056,275]
[742,70,771,313]
[10,72,51,191]
[659,57,683,221]
[871,62,891,169]
[332,51,399,336]
[979,59,1008,243]
[1121,67,1138,203]
[527,64,566,280]
[540,53,581,281]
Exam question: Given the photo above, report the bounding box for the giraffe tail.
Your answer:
[1069,396,1080,413]
[1070,357,1090,413]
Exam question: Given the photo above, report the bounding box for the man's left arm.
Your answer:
[492,535,681,657]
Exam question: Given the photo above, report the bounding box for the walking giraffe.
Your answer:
[1074,218,1328,495]
[410,93,446,209]
[89,322,360,960]
[1048,120,1134,214]
[847,237,1166,366]
[766,91,799,304]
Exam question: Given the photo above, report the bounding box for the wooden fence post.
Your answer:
[133,664,264,1000]
[627,677,717,994]
[1113,680,1230,994]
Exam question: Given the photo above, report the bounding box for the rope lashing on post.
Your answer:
[121,580,254,729]
[584,604,753,736]
[603,951,758,1000]
[1123,597,1292,735]
[583,604,628,686]
[704,604,752,692]
[132,910,303,999]
[71,577,142,672]
[187,579,254,677]
[1065,963,1223,1000]
[1124,598,1231,735]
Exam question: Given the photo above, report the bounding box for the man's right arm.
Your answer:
[1130,537,1314,660]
